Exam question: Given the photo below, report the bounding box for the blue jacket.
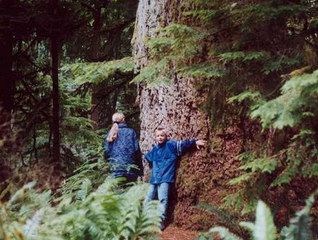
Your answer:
[145,139,196,184]
[104,123,142,178]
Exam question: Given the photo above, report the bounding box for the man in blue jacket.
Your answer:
[145,127,205,230]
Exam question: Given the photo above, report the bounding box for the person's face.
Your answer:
[155,130,167,144]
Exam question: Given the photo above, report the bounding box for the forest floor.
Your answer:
[159,226,199,240]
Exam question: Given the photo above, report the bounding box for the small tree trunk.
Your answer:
[0,19,14,168]
[0,22,14,116]
[51,35,60,165]
[50,0,61,165]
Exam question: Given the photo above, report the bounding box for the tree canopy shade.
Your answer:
[1,0,318,236]
[0,0,138,173]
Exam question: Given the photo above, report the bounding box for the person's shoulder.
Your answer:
[166,139,178,148]
[152,143,159,149]
[167,139,177,144]
[147,143,158,153]
[121,126,135,133]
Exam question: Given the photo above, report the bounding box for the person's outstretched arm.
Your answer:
[169,139,206,156]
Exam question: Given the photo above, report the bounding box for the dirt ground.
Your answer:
[159,226,199,240]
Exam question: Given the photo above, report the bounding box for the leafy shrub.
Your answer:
[1,178,160,240]
[200,190,317,240]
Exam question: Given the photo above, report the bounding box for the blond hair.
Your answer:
[107,112,125,142]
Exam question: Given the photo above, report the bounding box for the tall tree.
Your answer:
[50,9,61,166]
[0,1,14,117]
[133,0,213,228]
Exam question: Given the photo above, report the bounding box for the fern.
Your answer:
[280,190,317,240]
[253,201,277,240]
[219,51,267,64]
[228,155,278,186]
[208,191,317,240]
[60,159,109,200]
[133,23,207,85]
[24,208,45,239]
[210,226,243,240]
[251,70,318,129]
[62,57,134,85]
[1,177,160,240]
[132,58,172,85]
[179,63,225,79]
[197,203,241,232]
[44,178,159,240]
[183,9,219,22]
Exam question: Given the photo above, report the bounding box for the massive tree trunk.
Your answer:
[133,0,241,229]
[133,0,211,227]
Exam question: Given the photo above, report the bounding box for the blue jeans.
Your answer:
[146,183,170,222]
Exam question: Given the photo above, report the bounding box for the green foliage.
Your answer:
[224,153,278,213]
[45,180,160,240]
[242,70,318,187]
[227,91,264,108]
[1,177,160,240]
[197,203,241,232]
[208,191,317,240]
[252,70,318,129]
[219,51,267,64]
[240,156,278,173]
[133,0,318,127]
[0,0,139,173]
[132,23,207,85]
[228,173,254,186]
[61,56,139,130]
[149,23,206,61]
[62,57,134,85]
[253,201,277,240]
[223,192,258,216]
[0,182,53,240]
[133,59,172,85]
[179,64,225,79]
[226,69,318,212]
[262,57,300,75]
[280,190,317,240]
[210,227,243,240]
[60,159,109,200]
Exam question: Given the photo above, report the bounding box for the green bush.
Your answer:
[1,176,160,240]
[201,190,317,240]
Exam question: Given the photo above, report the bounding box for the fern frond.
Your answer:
[209,226,243,240]
[280,190,317,240]
[253,201,277,240]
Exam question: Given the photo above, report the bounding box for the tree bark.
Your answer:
[0,18,14,161]
[0,21,14,115]
[51,35,60,164]
[133,0,212,227]
[133,0,242,229]
[50,0,61,165]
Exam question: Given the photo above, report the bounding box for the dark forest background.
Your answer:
[1,0,318,239]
